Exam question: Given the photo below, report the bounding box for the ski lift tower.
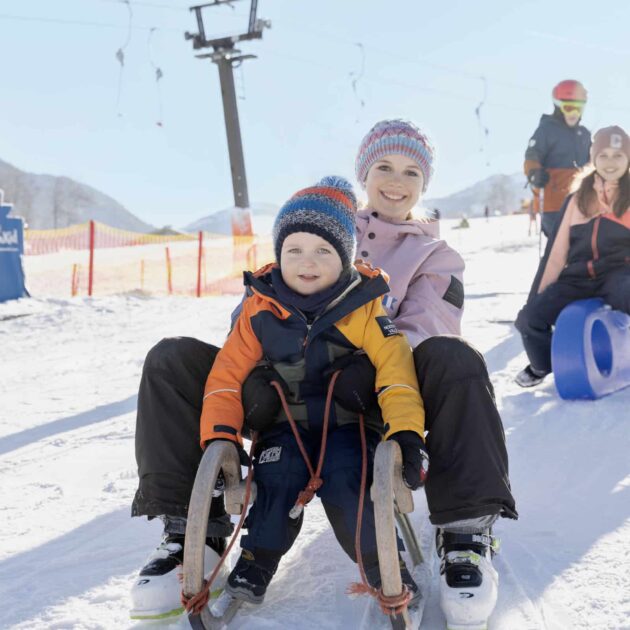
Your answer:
[185,0,270,236]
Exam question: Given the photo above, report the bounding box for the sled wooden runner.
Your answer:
[183,441,253,630]
[371,440,423,629]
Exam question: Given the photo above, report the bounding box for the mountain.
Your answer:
[183,202,279,235]
[185,174,530,232]
[0,158,153,232]
[425,173,528,218]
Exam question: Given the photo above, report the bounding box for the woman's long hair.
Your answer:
[573,166,630,218]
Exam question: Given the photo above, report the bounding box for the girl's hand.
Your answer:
[388,431,429,489]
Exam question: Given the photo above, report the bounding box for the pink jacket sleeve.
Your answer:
[393,242,465,349]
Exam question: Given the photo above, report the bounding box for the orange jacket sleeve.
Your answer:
[199,297,264,447]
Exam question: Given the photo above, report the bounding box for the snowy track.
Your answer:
[1,216,628,630]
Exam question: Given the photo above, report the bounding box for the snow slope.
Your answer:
[1,215,628,630]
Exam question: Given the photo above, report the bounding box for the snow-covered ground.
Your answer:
[1,215,628,630]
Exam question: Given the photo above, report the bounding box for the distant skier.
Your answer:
[130,119,517,630]
[524,79,591,237]
[515,125,630,387]
[199,176,426,606]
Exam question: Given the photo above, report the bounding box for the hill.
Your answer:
[0,158,153,232]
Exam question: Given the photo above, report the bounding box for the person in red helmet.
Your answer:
[524,80,591,237]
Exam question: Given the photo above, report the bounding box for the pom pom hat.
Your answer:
[273,176,358,269]
[355,119,435,192]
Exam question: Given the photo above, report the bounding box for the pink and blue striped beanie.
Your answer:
[273,176,358,269]
[355,119,435,192]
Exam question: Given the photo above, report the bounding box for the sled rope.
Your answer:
[180,434,258,616]
[347,413,412,617]
[271,371,340,518]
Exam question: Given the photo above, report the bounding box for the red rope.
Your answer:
[271,371,340,518]
[346,413,411,618]
[181,434,258,616]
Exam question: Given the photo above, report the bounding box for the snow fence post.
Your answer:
[196,231,203,297]
[88,220,95,297]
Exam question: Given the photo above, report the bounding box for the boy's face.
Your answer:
[595,147,629,182]
[365,153,424,221]
[280,232,344,295]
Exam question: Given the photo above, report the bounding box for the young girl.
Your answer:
[243,119,516,629]
[131,119,517,630]
[515,125,630,387]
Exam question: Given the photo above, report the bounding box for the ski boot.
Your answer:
[436,529,499,630]
[130,534,226,620]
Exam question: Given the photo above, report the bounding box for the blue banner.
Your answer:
[0,194,28,302]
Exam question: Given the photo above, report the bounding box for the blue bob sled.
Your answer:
[551,298,630,400]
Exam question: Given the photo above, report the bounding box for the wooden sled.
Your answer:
[183,440,424,629]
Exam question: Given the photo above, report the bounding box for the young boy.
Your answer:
[200,175,428,604]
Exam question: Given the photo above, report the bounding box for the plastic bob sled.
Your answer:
[551,298,630,400]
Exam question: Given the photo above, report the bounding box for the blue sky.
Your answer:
[1,0,629,228]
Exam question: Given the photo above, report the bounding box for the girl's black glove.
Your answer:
[388,431,429,490]
[325,353,378,413]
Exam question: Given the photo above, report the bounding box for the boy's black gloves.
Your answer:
[387,431,429,490]
[527,167,550,189]
[325,353,378,413]
[242,364,288,432]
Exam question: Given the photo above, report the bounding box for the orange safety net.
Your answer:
[23,221,274,297]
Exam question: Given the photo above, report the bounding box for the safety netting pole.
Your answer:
[196,231,203,298]
[165,246,173,295]
[88,220,95,297]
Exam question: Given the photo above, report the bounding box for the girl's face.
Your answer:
[280,232,343,295]
[595,147,629,182]
[365,153,424,221]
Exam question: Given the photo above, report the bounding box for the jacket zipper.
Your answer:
[587,216,601,279]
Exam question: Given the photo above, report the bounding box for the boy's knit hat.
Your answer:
[273,176,357,269]
[355,119,435,192]
[590,125,630,163]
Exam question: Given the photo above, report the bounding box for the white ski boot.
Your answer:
[130,535,227,620]
[436,529,499,630]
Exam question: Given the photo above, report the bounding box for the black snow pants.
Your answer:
[131,335,517,530]
[515,269,630,374]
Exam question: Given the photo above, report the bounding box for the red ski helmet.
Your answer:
[552,80,587,102]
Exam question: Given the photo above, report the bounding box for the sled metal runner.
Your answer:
[183,440,424,629]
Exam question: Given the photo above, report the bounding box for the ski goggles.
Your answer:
[553,99,586,114]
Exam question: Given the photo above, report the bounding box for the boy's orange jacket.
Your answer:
[200,262,425,447]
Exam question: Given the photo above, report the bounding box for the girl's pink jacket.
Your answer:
[355,208,465,349]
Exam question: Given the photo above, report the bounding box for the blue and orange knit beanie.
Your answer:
[273,176,358,269]
[355,119,435,192]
